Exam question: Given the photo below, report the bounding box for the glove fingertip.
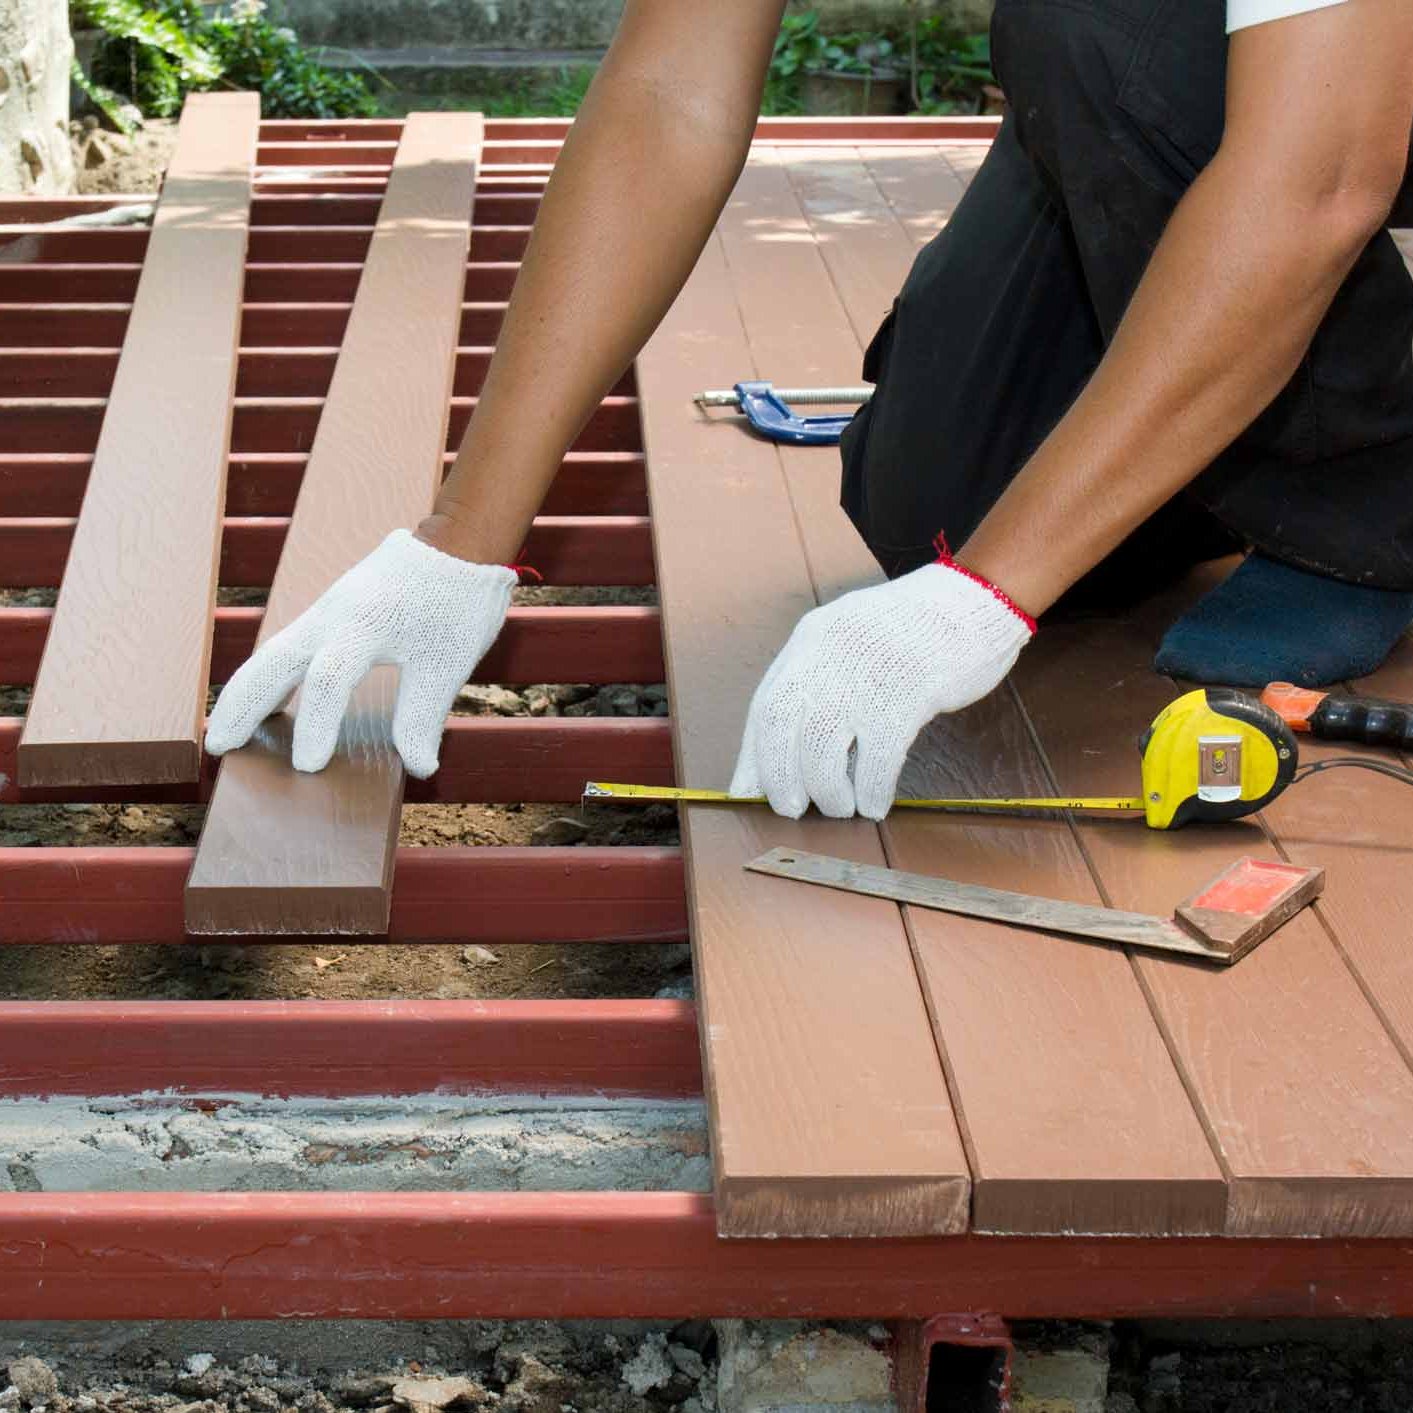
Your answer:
[290,728,339,774]
[203,727,238,758]
[728,762,761,800]
[398,745,438,780]
[855,794,890,822]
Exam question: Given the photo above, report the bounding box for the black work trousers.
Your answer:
[839,0,1413,592]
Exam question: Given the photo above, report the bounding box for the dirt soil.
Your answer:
[0,1324,720,1413]
[1,568,681,1003]
[71,117,178,195]
[1103,1321,1413,1412]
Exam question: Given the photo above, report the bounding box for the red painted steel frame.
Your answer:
[0,604,667,684]
[0,514,656,589]
[0,999,702,1098]
[0,715,675,805]
[0,1193,1410,1321]
[0,846,687,944]
[0,450,647,520]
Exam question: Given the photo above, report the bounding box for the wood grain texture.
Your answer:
[185,112,481,936]
[18,93,259,787]
[1258,631,1413,1086]
[742,147,1225,1236]
[635,213,969,1239]
[1013,617,1413,1236]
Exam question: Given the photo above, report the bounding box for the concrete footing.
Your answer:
[0,1093,710,1193]
[716,1322,894,1413]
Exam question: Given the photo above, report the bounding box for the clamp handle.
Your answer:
[1262,682,1413,750]
[731,381,860,447]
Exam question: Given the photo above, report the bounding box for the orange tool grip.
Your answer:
[1260,681,1328,733]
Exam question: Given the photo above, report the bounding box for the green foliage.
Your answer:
[478,65,596,118]
[771,10,827,79]
[769,8,993,114]
[772,11,899,80]
[911,20,993,113]
[69,56,142,134]
[199,11,380,118]
[76,0,378,121]
[73,0,220,81]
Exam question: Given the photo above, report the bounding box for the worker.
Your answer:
[206,0,1413,821]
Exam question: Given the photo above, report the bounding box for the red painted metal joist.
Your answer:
[0,344,627,399]
[0,224,534,265]
[0,605,667,685]
[0,393,640,454]
[0,260,528,303]
[0,300,512,346]
[0,449,648,519]
[0,514,655,589]
[0,1193,1408,1322]
[0,449,646,518]
[0,714,674,807]
[0,846,687,945]
[0,999,701,1097]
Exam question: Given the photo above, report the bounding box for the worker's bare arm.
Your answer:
[206,1,784,774]
[418,0,786,564]
[958,0,1413,617]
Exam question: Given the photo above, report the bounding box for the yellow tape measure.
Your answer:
[583,689,1301,830]
[582,781,1144,813]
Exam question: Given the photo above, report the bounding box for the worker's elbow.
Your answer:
[1218,127,1405,266]
[1302,142,1407,261]
[1313,173,1402,256]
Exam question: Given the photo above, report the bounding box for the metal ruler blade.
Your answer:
[745,847,1231,962]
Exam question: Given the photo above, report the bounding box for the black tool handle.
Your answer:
[1310,694,1413,750]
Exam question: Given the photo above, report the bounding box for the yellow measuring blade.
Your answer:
[583,782,1146,814]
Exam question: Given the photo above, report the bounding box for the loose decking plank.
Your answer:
[1013,617,1413,1235]
[738,148,1224,1235]
[636,224,969,1239]
[185,112,482,936]
[17,94,259,787]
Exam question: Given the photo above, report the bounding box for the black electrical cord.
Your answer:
[1292,756,1413,791]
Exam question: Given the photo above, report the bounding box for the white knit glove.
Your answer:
[729,558,1035,820]
[205,528,516,777]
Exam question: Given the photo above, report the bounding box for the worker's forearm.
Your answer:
[957,151,1388,616]
[419,42,765,564]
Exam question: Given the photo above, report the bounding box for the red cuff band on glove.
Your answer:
[933,533,1037,635]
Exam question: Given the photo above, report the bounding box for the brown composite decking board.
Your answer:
[185,112,482,935]
[1013,614,1413,1236]
[859,145,972,248]
[1253,632,1413,1096]
[726,148,1226,1236]
[17,93,259,787]
[635,207,970,1241]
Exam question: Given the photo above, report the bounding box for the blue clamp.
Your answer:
[733,381,857,447]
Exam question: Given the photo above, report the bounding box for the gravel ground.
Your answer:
[0,670,683,1003]
[0,568,681,1002]
[70,118,178,195]
[0,1326,721,1413]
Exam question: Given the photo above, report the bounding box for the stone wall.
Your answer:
[0,0,74,194]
